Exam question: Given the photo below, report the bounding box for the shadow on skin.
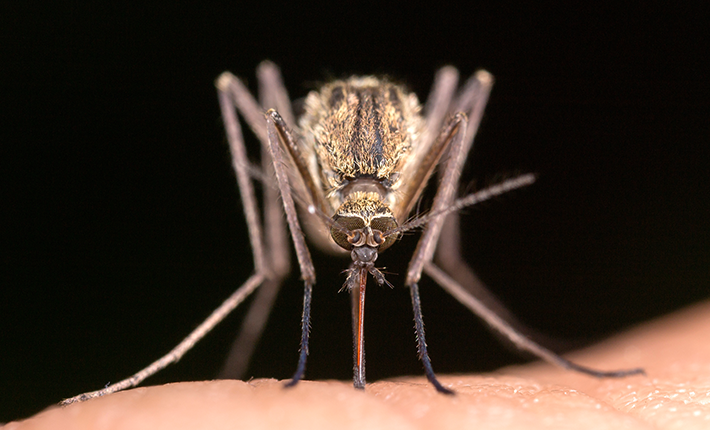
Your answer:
[8,301,710,430]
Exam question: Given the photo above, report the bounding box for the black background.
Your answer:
[2,2,709,422]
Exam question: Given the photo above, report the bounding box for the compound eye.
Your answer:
[330,215,365,250]
[370,216,398,251]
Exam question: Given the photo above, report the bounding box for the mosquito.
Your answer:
[61,62,643,405]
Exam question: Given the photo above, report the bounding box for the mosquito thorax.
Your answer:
[330,191,398,254]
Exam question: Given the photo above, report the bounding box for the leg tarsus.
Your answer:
[409,282,454,395]
[61,273,265,405]
[424,262,646,379]
[284,280,314,388]
[559,356,646,378]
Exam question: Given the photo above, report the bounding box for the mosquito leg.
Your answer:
[216,72,269,146]
[59,72,279,406]
[435,72,488,294]
[265,110,317,387]
[285,279,314,387]
[217,77,269,276]
[218,63,294,379]
[432,210,558,352]
[434,70,543,339]
[424,263,645,377]
[215,72,281,380]
[257,61,295,282]
[264,111,315,284]
[402,115,466,394]
[410,281,453,394]
[420,66,459,153]
[258,61,296,126]
[428,72,645,378]
[433,71,503,270]
[392,69,465,219]
[433,72,550,344]
[221,68,325,386]
[217,67,316,207]
[401,71,494,393]
[406,72,494,283]
[61,272,265,406]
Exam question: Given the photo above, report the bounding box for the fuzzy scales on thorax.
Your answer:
[299,76,424,212]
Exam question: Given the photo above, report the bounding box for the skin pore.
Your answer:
[7,300,710,430]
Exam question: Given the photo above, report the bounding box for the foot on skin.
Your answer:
[8,301,710,430]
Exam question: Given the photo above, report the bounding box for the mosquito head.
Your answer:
[330,192,398,257]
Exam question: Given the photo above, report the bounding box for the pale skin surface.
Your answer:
[7,300,710,430]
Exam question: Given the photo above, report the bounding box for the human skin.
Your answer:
[6,301,710,430]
